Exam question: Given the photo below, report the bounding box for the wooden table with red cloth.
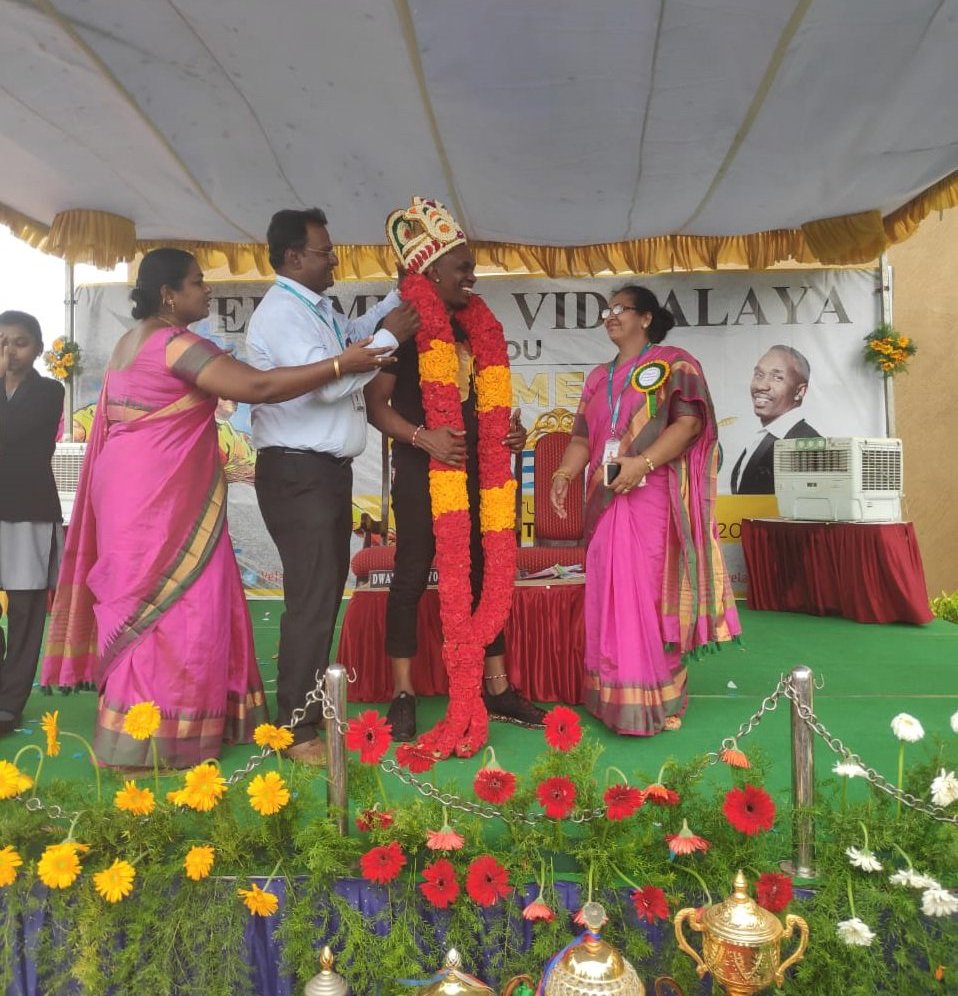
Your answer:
[741,518,933,625]
[340,579,585,704]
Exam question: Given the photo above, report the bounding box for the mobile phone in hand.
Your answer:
[603,462,621,487]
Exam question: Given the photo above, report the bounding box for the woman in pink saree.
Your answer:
[550,286,740,736]
[42,249,395,768]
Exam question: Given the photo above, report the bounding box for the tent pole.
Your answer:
[879,253,895,437]
[63,261,76,438]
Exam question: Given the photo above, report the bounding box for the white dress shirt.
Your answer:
[246,279,400,458]
[737,406,809,472]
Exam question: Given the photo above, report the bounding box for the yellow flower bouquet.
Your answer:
[43,336,82,382]
[863,323,916,377]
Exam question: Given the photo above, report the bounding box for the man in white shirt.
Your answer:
[247,208,418,764]
[730,345,820,494]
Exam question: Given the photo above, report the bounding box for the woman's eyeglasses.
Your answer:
[600,304,638,320]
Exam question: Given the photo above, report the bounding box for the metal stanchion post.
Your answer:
[781,665,816,879]
[324,664,348,835]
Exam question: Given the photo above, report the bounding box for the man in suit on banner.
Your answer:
[731,345,820,495]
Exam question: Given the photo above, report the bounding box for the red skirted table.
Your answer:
[741,518,933,625]
[338,580,586,703]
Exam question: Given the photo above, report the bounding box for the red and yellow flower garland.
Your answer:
[399,274,517,760]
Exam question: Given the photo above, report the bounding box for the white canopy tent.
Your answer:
[2,0,958,275]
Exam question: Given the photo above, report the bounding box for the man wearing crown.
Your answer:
[365,197,545,757]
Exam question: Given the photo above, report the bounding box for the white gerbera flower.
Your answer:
[951,710,958,735]
[921,887,958,918]
[890,713,925,742]
[836,917,875,946]
[846,846,882,872]
[930,769,958,808]
[889,868,940,890]
[833,759,868,779]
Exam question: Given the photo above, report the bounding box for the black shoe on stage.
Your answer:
[386,692,417,742]
[483,685,547,729]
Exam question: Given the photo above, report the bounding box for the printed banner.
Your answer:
[73,269,883,595]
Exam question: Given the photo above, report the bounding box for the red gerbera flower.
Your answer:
[355,805,394,833]
[359,842,406,884]
[719,746,751,769]
[603,784,645,821]
[755,872,793,913]
[543,706,582,752]
[723,784,776,836]
[630,886,670,924]
[419,858,460,909]
[395,743,437,774]
[522,898,555,921]
[536,776,577,819]
[465,855,511,906]
[665,819,710,855]
[643,783,681,807]
[344,711,392,764]
[473,767,517,805]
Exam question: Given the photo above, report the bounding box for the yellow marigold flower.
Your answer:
[899,336,910,347]
[52,337,65,351]
[93,859,136,903]
[62,352,75,367]
[37,842,88,890]
[122,701,162,740]
[0,846,23,887]
[247,771,291,816]
[40,711,60,757]
[474,364,513,412]
[0,761,33,800]
[479,481,518,533]
[114,781,156,816]
[428,469,469,516]
[184,845,215,881]
[181,763,227,812]
[166,787,188,806]
[418,340,458,383]
[253,723,294,752]
[238,882,279,917]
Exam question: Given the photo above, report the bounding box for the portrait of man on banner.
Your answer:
[730,344,821,495]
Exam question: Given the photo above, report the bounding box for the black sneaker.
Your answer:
[386,692,417,742]
[483,685,547,729]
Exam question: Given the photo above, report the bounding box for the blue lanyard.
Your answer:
[606,343,651,436]
[275,279,346,350]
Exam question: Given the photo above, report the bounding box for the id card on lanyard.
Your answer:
[603,345,650,463]
[274,279,347,350]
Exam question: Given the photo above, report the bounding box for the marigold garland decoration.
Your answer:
[93,859,136,903]
[0,846,23,887]
[184,845,215,881]
[419,858,460,908]
[37,842,88,889]
[465,854,510,906]
[0,760,33,800]
[723,783,776,836]
[247,771,290,816]
[114,781,156,817]
[238,882,279,917]
[253,723,294,753]
[40,711,60,757]
[122,701,162,741]
[399,273,517,761]
[360,842,407,885]
[43,337,81,382]
[863,323,916,376]
[344,710,392,765]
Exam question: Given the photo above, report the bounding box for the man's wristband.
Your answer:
[411,424,425,448]
[332,357,341,379]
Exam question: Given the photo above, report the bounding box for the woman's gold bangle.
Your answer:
[333,357,341,379]
[641,454,655,473]
[552,470,572,481]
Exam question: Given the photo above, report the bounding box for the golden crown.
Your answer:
[386,196,466,274]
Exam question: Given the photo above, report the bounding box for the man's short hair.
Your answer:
[267,208,329,270]
[767,344,811,385]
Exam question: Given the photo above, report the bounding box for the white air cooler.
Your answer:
[774,436,902,522]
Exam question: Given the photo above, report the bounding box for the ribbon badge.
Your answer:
[630,360,671,417]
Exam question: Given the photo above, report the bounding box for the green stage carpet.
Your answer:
[2,602,956,810]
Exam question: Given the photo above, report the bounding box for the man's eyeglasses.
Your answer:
[302,245,337,258]
[600,304,638,320]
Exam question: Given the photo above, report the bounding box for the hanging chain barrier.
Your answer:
[15,666,957,826]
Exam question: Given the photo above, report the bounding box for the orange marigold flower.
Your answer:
[474,365,513,412]
[428,469,469,515]
[93,859,136,903]
[238,882,279,917]
[0,761,33,800]
[418,340,458,383]
[114,781,156,816]
[0,845,23,887]
[247,771,290,816]
[40,711,60,756]
[184,845,215,881]
[37,842,88,889]
[253,724,294,752]
[479,482,518,534]
[122,701,161,741]
[179,763,227,812]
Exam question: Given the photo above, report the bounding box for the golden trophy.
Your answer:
[541,902,646,996]
[419,949,495,996]
[674,870,808,995]
[304,946,348,996]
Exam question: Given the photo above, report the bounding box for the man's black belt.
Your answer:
[259,447,352,467]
